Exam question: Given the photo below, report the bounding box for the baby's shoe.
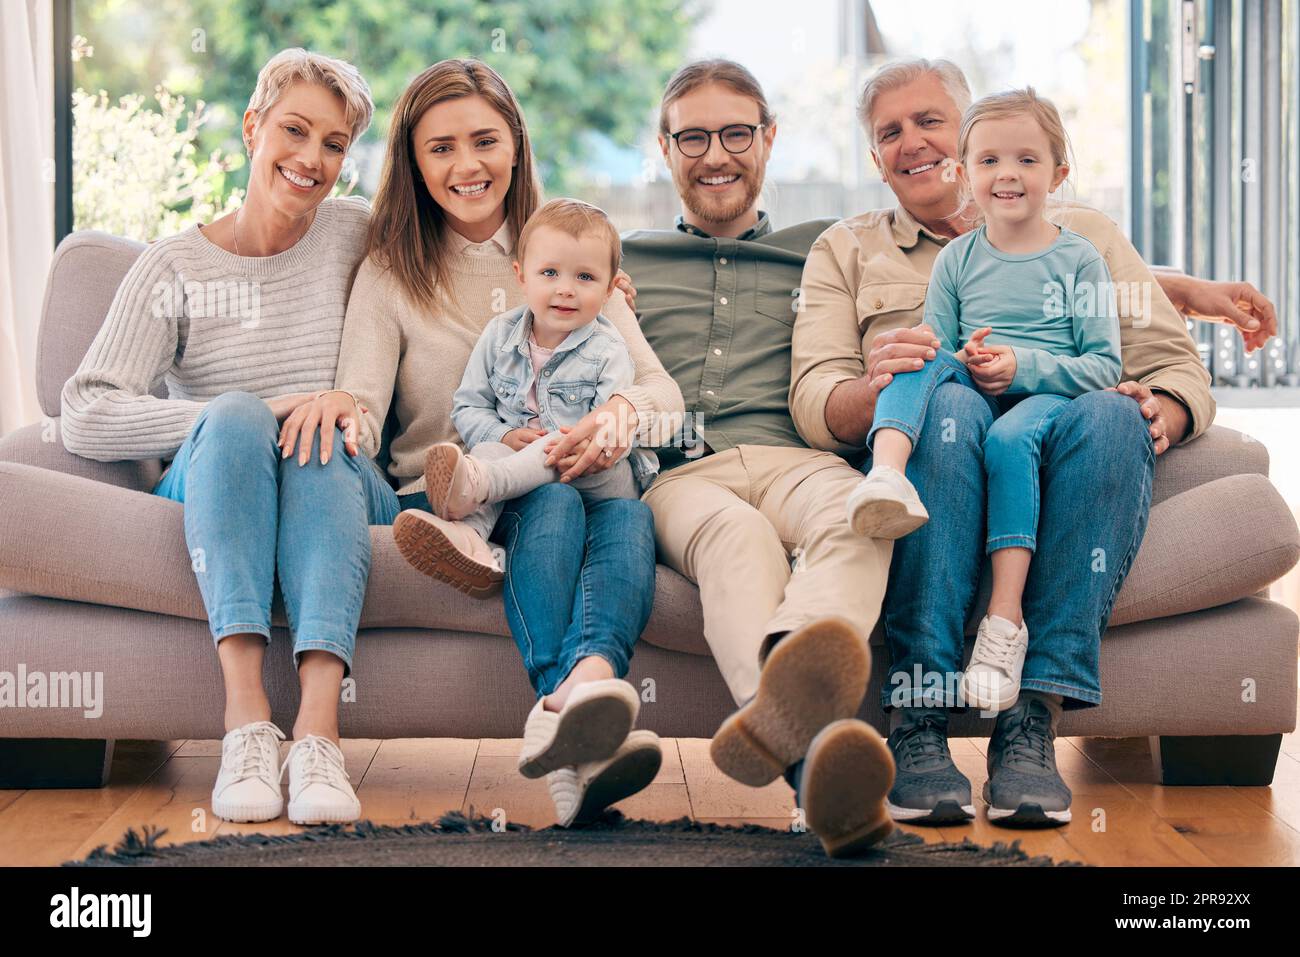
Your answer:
[212,720,285,823]
[846,465,929,539]
[548,730,663,827]
[962,615,1029,712]
[424,442,490,520]
[283,734,361,825]
[518,679,640,778]
[393,509,503,599]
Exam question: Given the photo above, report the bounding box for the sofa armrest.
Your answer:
[0,419,162,493]
[1111,472,1300,626]
[1153,424,1269,506]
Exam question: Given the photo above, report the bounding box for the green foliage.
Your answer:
[73,0,703,197]
[72,87,244,240]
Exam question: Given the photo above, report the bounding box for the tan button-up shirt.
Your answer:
[790,202,1215,454]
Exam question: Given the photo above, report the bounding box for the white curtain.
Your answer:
[0,0,55,435]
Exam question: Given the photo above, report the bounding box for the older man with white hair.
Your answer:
[791,57,1276,828]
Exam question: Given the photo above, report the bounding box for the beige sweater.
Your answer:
[336,237,684,495]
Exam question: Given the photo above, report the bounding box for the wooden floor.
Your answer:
[2,732,1299,866]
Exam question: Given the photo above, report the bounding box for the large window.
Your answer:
[66,0,1128,234]
[58,0,1297,387]
[1134,0,1300,386]
[67,0,705,238]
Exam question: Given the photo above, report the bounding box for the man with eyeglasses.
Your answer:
[621,59,897,859]
[618,58,1277,856]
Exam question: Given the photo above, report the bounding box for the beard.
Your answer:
[674,164,765,225]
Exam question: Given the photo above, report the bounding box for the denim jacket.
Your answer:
[452,304,659,489]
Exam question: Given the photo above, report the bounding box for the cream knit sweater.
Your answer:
[336,237,684,495]
[61,196,371,461]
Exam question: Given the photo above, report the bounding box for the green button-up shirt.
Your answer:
[621,212,837,472]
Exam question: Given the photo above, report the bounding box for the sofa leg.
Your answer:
[1149,734,1283,786]
[0,738,115,788]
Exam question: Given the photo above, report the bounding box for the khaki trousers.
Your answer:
[642,445,892,706]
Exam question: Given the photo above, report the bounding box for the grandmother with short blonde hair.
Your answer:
[62,47,381,828]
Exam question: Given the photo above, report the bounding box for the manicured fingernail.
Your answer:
[322,454,330,465]
[926,350,936,358]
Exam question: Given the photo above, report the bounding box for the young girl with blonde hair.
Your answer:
[849,89,1123,781]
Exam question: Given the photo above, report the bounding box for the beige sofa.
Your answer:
[2,231,1298,790]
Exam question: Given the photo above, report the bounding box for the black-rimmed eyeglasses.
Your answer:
[667,124,763,158]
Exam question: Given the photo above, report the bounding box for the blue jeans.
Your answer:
[153,392,394,675]
[495,485,656,696]
[372,467,658,698]
[869,351,1074,553]
[870,374,1154,709]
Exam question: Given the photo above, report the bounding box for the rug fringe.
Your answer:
[64,814,1080,867]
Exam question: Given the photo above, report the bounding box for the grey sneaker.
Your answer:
[885,708,975,825]
[983,695,1072,826]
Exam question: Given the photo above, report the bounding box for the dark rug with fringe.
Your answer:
[65,813,1081,867]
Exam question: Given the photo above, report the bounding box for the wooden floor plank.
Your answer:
[1236,747,1300,834]
[1156,814,1300,867]
[174,739,222,757]
[67,755,222,862]
[899,824,957,845]
[4,734,1299,865]
[0,790,26,816]
[0,740,185,866]
[677,738,794,820]
[352,738,477,825]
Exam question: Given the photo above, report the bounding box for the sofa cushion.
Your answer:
[0,419,161,492]
[0,459,706,655]
[2,461,1296,660]
[1153,424,1270,506]
[35,231,151,419]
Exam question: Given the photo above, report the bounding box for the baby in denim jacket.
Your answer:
[423,199,656,521]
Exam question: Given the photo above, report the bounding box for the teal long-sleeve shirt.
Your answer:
[923,224,1122,397]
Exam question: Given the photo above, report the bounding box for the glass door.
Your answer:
[1130,0,1299,387]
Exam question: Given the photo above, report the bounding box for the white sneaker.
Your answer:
[212,720,285,823]
[962,615,1029,712]
[846,465,929,539]
[282,734,361,825]
[518,678,640,779]
[548,730,663,827]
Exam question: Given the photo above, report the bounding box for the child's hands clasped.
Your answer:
[502,427,550,451]
[958,327,1017,396]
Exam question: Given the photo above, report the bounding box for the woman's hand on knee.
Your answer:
[278,392,365,465]
[264,392,318,422]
